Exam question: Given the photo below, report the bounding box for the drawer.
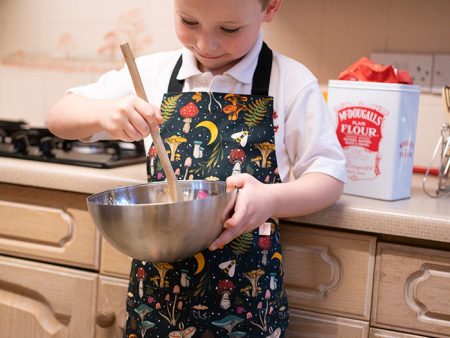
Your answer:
[0,255,97,338]
[100,238,132,278]
[287,309,369,338]
[369,328,428,338]
[281,223,376,320]
[372,243,450,337]
[0,183,100,269]
[95,276,128,338]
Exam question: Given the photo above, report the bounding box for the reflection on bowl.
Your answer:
[87,180,236,262]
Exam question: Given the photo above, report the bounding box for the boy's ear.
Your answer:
[262,0,282,22]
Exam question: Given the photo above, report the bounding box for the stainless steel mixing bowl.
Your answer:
[87,180,236,262]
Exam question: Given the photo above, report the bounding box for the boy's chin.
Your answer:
[198,58,240,75]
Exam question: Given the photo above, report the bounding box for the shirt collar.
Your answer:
[177,31,264,85]
[225,31,263,85]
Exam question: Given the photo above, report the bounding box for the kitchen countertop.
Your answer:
[1,157,449,244]
[0,157,147,194]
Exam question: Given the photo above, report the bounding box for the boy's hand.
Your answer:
[209,173,274,251]
[97,95,163,142]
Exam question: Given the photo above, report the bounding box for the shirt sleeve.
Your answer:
[66,65,134,142]
[68,65,133,99]
[285,80,347,183]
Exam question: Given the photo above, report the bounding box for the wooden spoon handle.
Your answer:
[120,43,182,202]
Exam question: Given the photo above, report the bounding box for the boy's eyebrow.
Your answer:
[218,20,243,25]
[176,11,245,25]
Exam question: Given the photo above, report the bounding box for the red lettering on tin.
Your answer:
[336,106,385,152]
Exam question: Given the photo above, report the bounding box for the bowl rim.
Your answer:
[86,179,235,206]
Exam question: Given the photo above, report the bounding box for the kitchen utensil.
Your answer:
[87,180,237,262]
[442,85,450,179]
[422,86,450,197]
[443,85,450,120]
[120,43,182,202]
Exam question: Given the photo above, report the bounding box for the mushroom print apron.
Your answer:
[125,43,288,338]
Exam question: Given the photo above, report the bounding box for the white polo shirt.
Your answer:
[69,32,346,184]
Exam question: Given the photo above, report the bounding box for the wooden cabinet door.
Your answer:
[281,224,376,320]
[369,328,428,338]
[95,276,128,338]
[0,183,100,269]
[100,238,132,278]
[287,309,369,337]
[372,243,450,337]
[0,255,97,338]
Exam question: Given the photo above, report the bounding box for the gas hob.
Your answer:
[0,120,146,168]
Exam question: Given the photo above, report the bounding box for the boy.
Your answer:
[48,0,346,336]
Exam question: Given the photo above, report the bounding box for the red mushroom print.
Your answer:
[218,279,235,310]
[197,190,209,199]
[148,145,157,177]
[174,167,181,178]
[136,267,146,298]
[258,236,272,266]
[229,149,246,175]
[180,102,199,133]
[273,167,279,183]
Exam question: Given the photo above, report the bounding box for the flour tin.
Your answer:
[327,80,421,200]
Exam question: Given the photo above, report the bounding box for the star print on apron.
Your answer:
[125,43,288,338]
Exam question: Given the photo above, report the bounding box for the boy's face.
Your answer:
[174,0,279,75]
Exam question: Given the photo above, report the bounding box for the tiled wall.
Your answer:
[0,0,180,125]
[265,0,450,83]
[0,0,449,165]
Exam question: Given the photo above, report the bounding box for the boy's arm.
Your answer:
[209,172,344,250]
[264,172,344,218]
[48,94,106,140]
[47,93,162,141]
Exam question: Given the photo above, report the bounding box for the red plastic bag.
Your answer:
[338,57,413,84]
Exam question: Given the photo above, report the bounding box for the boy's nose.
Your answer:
[197,34,219,54]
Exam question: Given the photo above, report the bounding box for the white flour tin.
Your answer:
[328,80,421,200]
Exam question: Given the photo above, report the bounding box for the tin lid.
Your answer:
[328,80,421,93]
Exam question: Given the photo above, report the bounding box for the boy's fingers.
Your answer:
[226,174,245,187]
[209,227,240,251]
[124,122,144,141]
[129,114,150,138]
[209,211,245,250]
[135,99,163,126]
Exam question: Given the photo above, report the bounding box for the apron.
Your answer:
[125,43,288,338]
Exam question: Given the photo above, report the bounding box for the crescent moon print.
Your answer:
[194,121,218,145]
[194,252,205,274]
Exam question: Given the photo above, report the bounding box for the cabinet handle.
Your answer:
[96,311,116,327]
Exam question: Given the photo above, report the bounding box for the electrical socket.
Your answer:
[370,52,433,92]
[431,54,450,94]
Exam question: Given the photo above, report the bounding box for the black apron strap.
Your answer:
[251,42,272,96]
[167,42,273,95]
[167,56,184,93]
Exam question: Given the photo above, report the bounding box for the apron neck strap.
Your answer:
[251,42,272,96]
[167,42,273,96]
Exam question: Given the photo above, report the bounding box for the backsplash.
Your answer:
[0,0,180,125]
[0,0,449,166]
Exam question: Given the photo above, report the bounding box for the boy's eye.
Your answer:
[181,17,198,26]
[221,27,240,34]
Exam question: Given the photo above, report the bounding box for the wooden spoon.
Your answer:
[120,43,183,202]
